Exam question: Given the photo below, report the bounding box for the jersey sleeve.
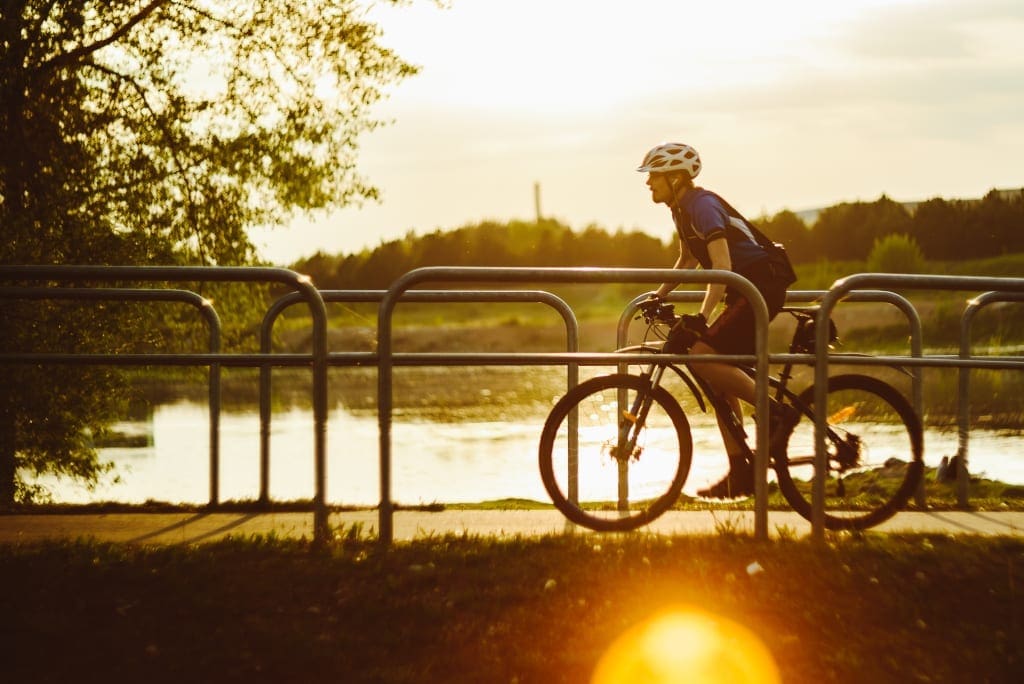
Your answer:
[690,194,729,243]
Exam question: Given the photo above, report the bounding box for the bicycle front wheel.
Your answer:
[774,374,924,530]
[539,373,692,532]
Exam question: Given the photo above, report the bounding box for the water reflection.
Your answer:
[37,400,1024,506]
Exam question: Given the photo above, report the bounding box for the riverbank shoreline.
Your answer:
[3,508,1024,545]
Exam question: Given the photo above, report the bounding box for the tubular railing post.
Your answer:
[376,286,579,544]
[815,274,1024,543]
[379,267,770,545]
[0,286,223,505]
[206,302,221,507]
[959,297,977,508]
[958,292,1024,508]
[785,290,925,507]
[258,292,305,506]
[378,291,398,544]
[293,278,330,545]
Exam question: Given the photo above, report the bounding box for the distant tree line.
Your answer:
[778,189,1024,262]
[295,189,1024,289]
[296,219,675,290]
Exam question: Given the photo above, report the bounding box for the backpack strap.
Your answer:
[703,191,777,250]
[702,191,798,287]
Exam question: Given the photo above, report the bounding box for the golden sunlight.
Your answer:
[367,1,885,114]
[591,607,781,684]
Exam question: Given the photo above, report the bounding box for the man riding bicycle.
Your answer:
[638,142,794,499]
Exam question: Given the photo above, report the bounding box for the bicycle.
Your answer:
[538,299,925,532]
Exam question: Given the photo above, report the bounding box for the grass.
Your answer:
[12,458,1024,516]
[1,532,1021,682]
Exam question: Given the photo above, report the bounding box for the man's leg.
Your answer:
[688,340,756,404]
[689,343,756,498]
[716,394,746,454]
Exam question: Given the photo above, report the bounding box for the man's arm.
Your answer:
[653,239,698,299]
[699,237,731,320]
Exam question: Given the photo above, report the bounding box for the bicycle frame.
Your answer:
[619,307,849,473]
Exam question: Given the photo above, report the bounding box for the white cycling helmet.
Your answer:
[636,143,701,178]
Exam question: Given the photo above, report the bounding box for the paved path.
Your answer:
[1,509,1022,545]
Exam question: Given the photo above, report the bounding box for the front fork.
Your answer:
[613,365,665,512]
[616,364,666,459]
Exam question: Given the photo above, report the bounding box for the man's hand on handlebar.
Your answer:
[637,295,675,324]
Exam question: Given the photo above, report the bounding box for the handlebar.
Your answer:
[636,300,679,326]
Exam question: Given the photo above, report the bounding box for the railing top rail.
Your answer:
[829,273,1024,296]
[263,288,577,326]
[0,285,213,306]
[0,286,223,351]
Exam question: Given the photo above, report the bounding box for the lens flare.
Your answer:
[591,607,780,684]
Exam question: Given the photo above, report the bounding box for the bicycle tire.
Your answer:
[773,374,924,530]
[539,373,692,532]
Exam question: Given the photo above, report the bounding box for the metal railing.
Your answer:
[814,274,1024,540]
[0,265,332,542]
[377,267,772,544]
[3,266,1021,546]
[0,286,224,503]
[257,288,579,506]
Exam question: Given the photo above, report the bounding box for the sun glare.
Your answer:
[591,607,781,684]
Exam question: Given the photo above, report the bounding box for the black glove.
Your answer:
[638,295,663,320]
[664,313,707,354]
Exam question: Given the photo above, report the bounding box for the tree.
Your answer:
[811,196,912,261]
[866,234,926,274]
[975,189,1024,256]
[909,197,964,260]
[0,0,417,503]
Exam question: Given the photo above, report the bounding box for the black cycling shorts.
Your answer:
[702,260,787,356]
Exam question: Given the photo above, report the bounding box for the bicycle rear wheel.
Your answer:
[774,374,924,530]
[539,373,692,532]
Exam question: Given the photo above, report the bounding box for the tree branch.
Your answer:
[34,0,170,78]
[83,60,208,264]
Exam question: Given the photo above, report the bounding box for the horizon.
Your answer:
[278,185,1024,261]
[248,0,1024,265]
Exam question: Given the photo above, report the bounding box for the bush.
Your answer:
[867,234,926,273]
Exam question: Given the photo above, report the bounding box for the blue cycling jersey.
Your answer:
[670,187,769,274]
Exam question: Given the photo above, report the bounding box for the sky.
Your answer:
[250,0,1024,265]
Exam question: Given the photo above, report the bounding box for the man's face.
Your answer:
[646,173,674,204]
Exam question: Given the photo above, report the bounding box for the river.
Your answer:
[37,397,1024,507]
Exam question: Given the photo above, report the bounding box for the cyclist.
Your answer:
[637,142,794,499]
